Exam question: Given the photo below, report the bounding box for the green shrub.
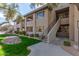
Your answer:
[30,34,34,37]
[20,30,26,35]
[19,30,23,34]
[64,40,71,46]
[15,31,19,34]
[15,30,26,35]
[35,34,39,37]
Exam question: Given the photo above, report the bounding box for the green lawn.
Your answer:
[0,34,41,56]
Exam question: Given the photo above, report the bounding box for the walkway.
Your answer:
[52,37,69,45]
[28,42,72,56]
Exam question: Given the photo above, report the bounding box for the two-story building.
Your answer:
[15,3,79,49]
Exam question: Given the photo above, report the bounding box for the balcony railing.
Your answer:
[26,21,33,26]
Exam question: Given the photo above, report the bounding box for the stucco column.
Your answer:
[24,17,27,34]
[69,4,74,41]
[50,9,56,25]
[69,4,79,50]
[44,9,50,43]
[33,13,36,35]
[14,21,16,31]
[73,5,79,49]
[44,9,49,35]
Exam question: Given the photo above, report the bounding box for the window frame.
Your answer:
[36,11,45,19]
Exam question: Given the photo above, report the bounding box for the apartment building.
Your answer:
[15,3,79,49]
[24,4,69,38]
[24,5,51,37]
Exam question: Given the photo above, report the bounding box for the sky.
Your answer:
[18,3,32,15]
[0,3,32,24]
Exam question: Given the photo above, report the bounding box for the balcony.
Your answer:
[15,24,21,28]
[26,21,33,26]
[26,15,33,26]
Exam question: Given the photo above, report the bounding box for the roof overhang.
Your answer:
[56,7,69,14]
[24,4,70,17]
[24,4,48,17]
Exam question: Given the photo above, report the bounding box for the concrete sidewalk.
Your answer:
[28,42,72,56]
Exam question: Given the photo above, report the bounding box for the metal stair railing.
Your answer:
[40,19,58,40]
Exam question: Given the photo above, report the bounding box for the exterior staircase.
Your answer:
[40,18,61,43]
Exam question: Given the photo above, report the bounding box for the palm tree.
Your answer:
[3,4,19,25]
[15,15,24,24]
[47,3,59,10]
[0,3,19,24]
[0,3,7,10]
[4,7,16,24]
[0,4,19,33]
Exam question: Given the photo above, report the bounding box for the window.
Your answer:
[27,27,33,32]
[36,11,44,19]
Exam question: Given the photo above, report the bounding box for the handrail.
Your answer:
[48,19,60,35]
[40,18,58,39]
[40,18,60,43]
[47,19,60,43]
[42,19,56,35]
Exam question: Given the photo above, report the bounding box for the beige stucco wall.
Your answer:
[73,5,79,43]
[36,9,49,30]
[69,4,75,41]
[35,9,49,35]
[69,4,79,45]
[48,9,56,27]
[43,9,49,31]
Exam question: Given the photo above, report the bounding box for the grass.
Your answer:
[0,34,41,56]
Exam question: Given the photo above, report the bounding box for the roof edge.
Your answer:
[24,4,48,17]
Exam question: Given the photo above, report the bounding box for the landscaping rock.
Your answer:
[1,36,21,44]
